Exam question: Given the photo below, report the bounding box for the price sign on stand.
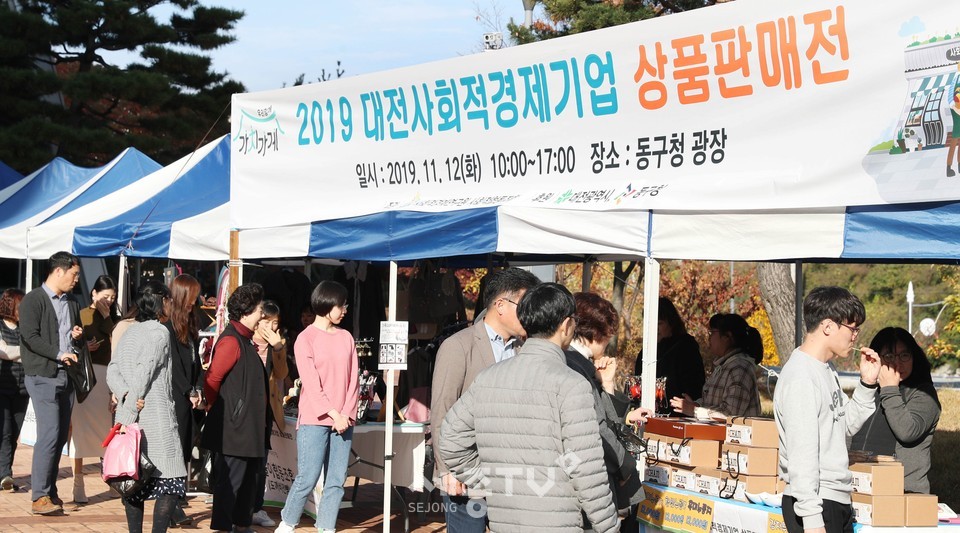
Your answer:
[378,321,409,370]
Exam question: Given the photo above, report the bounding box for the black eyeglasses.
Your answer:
[500,298,518,306]
[881,352,912,363]
[837,322,861,335]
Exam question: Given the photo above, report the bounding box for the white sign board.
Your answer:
[378,320,409,370]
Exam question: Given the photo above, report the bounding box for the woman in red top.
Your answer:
[276,281,358,533]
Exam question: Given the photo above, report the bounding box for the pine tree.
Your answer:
[508,0,711,44]
[0,0,245,173]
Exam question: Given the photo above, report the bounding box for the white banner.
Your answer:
[231,0,960,229]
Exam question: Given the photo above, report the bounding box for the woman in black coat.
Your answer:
[165,274,203,526]
[634,297,705,403]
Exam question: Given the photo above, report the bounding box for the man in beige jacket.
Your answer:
[430,267,540,532]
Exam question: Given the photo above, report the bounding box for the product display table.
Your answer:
[635,484,954,533]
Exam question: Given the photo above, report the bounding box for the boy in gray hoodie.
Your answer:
[774,286,882,533]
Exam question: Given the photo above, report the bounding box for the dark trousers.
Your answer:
[0,392,29,479]
[443,493,487,533]
[24,370,73,501]
[782,495,854,533]
[253,455,267,512]
[124,493,179,533]
[211,453,259,530]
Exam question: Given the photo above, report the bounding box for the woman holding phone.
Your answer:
[70,274,118,503]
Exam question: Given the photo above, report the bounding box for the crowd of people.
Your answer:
[0,255,946,533]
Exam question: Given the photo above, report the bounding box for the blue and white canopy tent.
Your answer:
[0,148,161,260]
[68,135,231,261]
[28,136,226,261]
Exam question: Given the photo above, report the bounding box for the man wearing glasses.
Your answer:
[438,282,619,533]
[430,267,540,532]
[775,286,883,533]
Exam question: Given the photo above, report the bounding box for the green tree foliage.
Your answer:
[508,0,710,44]
[0,0,245,173]
[806,263,959,370]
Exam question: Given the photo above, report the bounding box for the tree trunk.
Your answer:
[757,262,797,365]
[609,260,637,355]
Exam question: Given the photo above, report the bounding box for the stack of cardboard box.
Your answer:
[640,417,724,494]
[850,462,938,527]
[641,416,785,502]
[717,416,782,502]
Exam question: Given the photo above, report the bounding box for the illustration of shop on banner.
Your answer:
[378,321,409,370]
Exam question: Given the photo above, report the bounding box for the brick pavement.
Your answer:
[1,444,447,532]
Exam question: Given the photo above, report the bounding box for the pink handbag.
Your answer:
[101,423,142,481]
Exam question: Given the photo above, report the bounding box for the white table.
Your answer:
[263,419,427,527]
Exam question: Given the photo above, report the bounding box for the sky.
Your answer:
[195,1,533,93]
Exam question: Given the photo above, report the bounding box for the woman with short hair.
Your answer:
[201,283,267,532]
[275,280,359,533]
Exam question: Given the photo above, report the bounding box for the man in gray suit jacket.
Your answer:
[430,267,540,532]
[18,251,82,515]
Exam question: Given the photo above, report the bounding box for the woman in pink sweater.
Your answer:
[276,281,358,533]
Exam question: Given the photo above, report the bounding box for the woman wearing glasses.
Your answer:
[851,327,941,493]
[275,281,358,533]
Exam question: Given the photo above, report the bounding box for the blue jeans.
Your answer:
[281,424,353,531]
[443,493,487,533]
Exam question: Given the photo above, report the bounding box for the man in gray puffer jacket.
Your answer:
[438,283,619,533]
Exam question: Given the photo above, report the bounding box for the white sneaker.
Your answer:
[273,520,295,533]
[252,509,277,527]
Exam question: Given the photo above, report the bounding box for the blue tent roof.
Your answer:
[308,207,499,261]
[44,149,161,222]
[843,200,960,260]
[0,158,102,229]
[0,161,22,190]
[72,136,230,257]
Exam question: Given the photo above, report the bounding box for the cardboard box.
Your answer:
[726,416,779,448]
[849,462,904,495]
[904,494,939,527]
[720,443,779,476]
[690,468,725,497]
[647,417,728,441]
[641,437,660,463]
[715,471,780,502]
[643,463,673,486]
[671,466,698,491]
[852,493,905,526]
[656,435,720,468]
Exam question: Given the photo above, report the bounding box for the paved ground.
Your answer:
[0,443,448,532]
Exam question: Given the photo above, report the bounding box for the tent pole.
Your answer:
[581,259,593,291]
[228,230,240,294]
[25,259,33,291]
[794,260,804,347]
[117,254,128,315]
[383,261,398,533]
[640,257,660,412]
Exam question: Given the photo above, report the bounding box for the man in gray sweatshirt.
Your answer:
[774,286,882,533]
